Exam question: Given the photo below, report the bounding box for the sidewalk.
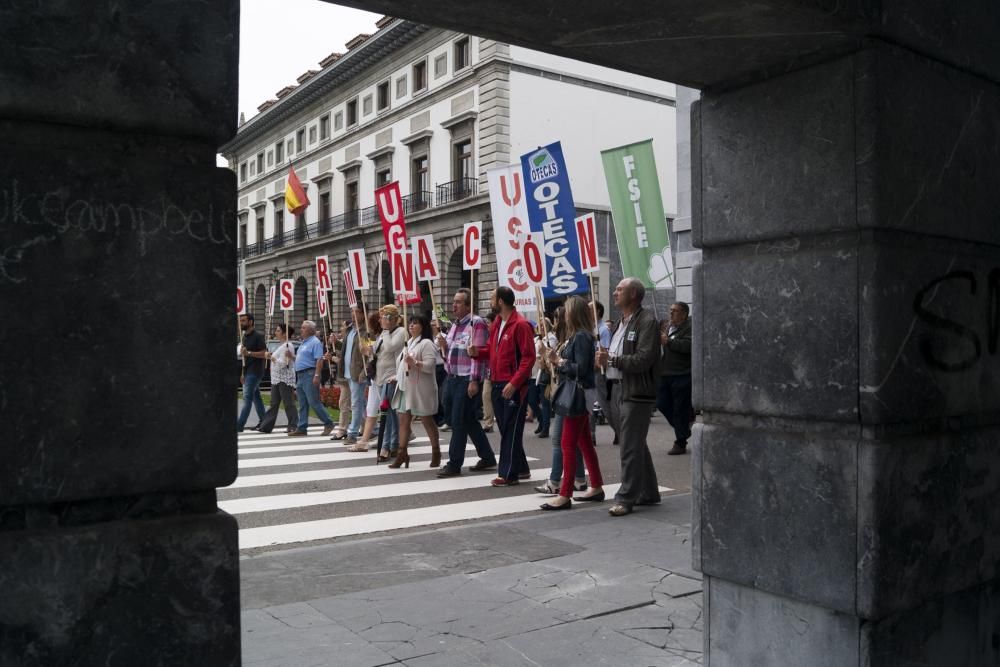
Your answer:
[241,493,702,666]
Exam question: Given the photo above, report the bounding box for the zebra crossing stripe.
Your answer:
[221,475,510,514]
[225,454,540,489]
[238,484,672,549]
[239,444,446,469]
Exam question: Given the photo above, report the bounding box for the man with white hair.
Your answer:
[596,278,662,515]
[290,319,335,437]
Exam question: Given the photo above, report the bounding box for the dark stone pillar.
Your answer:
[691,43,1000,664]
[0,2,241,663]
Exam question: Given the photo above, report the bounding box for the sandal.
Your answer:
[347,441,369,452]
[608,503,632,517]
[490,477,519,487]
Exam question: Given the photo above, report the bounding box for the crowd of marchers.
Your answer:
[237,278,693,517]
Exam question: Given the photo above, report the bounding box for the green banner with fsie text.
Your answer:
[601,139,673,289]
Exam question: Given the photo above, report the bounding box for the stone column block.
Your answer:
[699,423,859,613]
[0,0,239,144]
[0,511,240,665]
[0,121,237,505]
[699,234,859,421]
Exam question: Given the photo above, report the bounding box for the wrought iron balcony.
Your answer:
[402,190,432,214]
[435,177,477,206]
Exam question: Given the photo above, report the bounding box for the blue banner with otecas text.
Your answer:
[519,141,588,299]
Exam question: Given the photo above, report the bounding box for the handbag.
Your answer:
[551,339,587,417]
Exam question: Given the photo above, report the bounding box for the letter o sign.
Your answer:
[522,233,546,287]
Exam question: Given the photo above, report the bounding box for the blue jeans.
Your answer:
[379,383,400,453]
[442,375,495,471]
[295,371,333,431]
[547,414,585,483]
[526,379,550,433]
[348,378,368,438]
[657,374,693,444]
[237,373,266,431]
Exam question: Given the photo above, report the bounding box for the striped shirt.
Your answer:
[444,314,489,380]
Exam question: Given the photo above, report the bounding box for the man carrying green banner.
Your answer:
[601,139,674,290]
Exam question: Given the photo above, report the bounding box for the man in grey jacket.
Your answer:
[658,302,693,455]
[597,278,662,516]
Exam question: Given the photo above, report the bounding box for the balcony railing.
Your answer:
[239,182,479,261]
[435,177,477,207]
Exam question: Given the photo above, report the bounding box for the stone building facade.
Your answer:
[220,17,678,329]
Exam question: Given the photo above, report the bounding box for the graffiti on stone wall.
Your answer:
[913,269,1000,371]
[0,180,233,283]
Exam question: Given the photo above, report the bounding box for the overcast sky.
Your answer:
[239,0,383,122]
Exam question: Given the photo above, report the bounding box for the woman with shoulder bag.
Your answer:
[540,296,605,510]
[374,304,406,461]
[349,311,383,452]
[388,314,441,469]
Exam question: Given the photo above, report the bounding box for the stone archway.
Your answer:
[293,276,309,329]
[6,3,997,665]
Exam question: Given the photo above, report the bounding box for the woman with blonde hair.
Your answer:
[540,295,605,510]
[388,313,441,468]
[370,304,406,461]
[347,310,383,451]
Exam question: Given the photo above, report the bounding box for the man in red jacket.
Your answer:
[486,286,536,486]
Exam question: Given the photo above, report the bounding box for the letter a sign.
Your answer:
[236,286,247,315]
[574,213,599,275]
[521,232,547,287]
[463,222,482,270]
[410,235,439,282]
[279,279,295,311]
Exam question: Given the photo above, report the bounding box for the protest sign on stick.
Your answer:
[279,278,294,339]
[463,222,482,309]
[411,235,439,316]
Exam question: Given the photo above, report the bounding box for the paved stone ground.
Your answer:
[241,493,702,666]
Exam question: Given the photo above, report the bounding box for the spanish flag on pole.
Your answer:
[285,166,310,215]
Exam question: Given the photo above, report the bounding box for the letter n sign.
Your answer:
[575,213,599,275]
[521,232,547,287]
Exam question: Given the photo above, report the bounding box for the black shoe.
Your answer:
[668,442,687,455]
[436,466,461,478]
[533,426,544,435]
[636,497,661,506]
[537,431,549,438]
[573,490,605,502]
[613,435,619,446]
[540,500,572,511]
[468,459,497,472]
[518,471,531,480]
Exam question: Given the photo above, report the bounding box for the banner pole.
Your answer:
[535,286,548,339]
[428,280,438,319]
[588,273,605,376]
[651,288,659,319]
[239,313,246,376]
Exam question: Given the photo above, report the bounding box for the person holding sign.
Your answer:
[658,302,693,455]
[388,314,441,469]
[371,305,406,461]
[596,278,662,516]
[289,320,335,437]
[236,313,267,432]
[486,286,536,486]
[256,323,298,434]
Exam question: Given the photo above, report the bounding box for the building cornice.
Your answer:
[220,19,431,156]
[440,109,478,129]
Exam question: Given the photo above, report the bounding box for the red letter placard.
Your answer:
[574,213,599,274]
[347,248,369,290]
[521,233,547,287]
[343,269,358,308]
[279,279,295,311]
[376,181,420,304]
[268,286,276,316]
[317,287,329,318]
[315,256,332,291]
[237,286,247,315]
[463,222,482,270]
[410,235,439,282]
[391,249,417,298]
